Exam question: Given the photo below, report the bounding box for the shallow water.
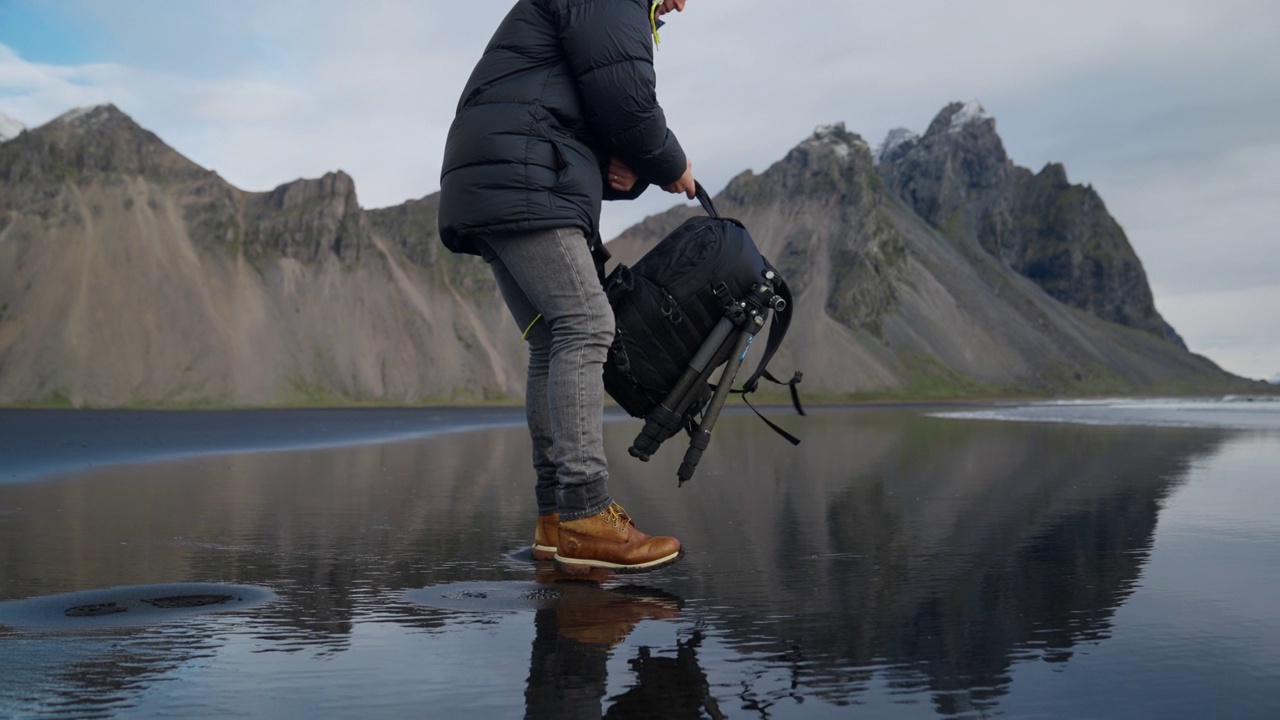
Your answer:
[1,402,1278,718]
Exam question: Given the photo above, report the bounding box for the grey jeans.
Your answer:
[476,227,614,521]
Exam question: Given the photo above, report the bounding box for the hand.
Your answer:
[662,159,696,199]
[655,0,687,16]
[606,156,638,192]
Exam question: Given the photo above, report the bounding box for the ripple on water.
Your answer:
[0,583,276,631]
[404,581,574,613]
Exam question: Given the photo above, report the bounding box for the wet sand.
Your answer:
[0,406,531,484]
[1,404,1278,718]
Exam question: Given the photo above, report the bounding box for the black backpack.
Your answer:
[603,184,802,482]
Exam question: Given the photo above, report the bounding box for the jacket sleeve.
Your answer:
[555,0,688,187]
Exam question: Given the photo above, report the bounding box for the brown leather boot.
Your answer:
[554,503,682,574]
[532,512,559,561]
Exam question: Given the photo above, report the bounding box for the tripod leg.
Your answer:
[663,316,737,414]
[629,315,739,461]
[677,327,752,486]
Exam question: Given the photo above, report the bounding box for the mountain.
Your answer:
[874,127,919,164]
[0,105,522,406]
[0,104,1266,406]
[1270,374,1280,386]
[878,100,1185,348]
[607,114,1259,398]
[0,112,25,143]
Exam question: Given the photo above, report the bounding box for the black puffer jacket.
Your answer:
[438,0,687,256]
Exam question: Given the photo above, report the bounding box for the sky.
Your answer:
[1,0,1277,381]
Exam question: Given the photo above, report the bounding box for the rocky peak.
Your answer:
[804,122,871,161]
[0,111,25,143]
[734,122,879,201]
[52,104,128,130]
[921,99,1009,176]
[716,124,905,338]
[877,101,1185,349]
[0,103,208,185]
[263,170,360,211]
[877,100,1012,233]
[875,127,919,165]
[875,100,999,172]
[1038,162,1070,186]
[243,171,371,264]
[927,99,995,138]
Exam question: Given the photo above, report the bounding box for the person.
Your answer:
[438,0,696,574]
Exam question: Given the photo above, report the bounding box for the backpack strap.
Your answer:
[695,181,718,218]
[752,367,806,416]
[740,273,803,413]
[741,392,802,444]
[695,181,803,417]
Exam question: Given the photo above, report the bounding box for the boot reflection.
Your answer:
[526,568,719,719]
[532,566,682,648]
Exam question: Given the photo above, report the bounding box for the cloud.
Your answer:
[1,2,503,202]
[0,45,120,122]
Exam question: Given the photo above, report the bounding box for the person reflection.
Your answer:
[522,567,722,719]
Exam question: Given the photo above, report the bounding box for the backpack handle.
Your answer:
[694,181,719,218]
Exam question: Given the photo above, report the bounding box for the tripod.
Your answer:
[627,269,786,485]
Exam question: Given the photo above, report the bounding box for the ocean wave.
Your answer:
[931,397,1280,432]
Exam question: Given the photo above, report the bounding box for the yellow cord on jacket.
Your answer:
[649,1,662,46]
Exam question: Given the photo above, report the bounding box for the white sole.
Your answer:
[552,549,683,573]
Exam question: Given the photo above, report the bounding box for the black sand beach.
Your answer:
[0,407,531,485]
[1,402,1278,718]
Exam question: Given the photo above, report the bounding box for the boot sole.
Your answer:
[531,543,556,561]
[552,548,684,575]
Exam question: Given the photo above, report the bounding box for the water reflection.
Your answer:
[0,407,1259,717]
[513,568,719,719]
[617,409,1223,714]
[0,624,223,718]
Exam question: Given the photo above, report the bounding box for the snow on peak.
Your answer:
[948,100,992,133]
[52,104,120,130]
[814,122,846,138]
[807,122,867,160]
[1269,372,1280,385]
[56,105,106,124]
[0,111,25,143]
[876,127,919,163]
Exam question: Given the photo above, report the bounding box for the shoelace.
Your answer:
[602,502,632,528]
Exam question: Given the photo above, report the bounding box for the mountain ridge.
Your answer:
[0,111,25,143]
[608,110,1257,398]
[0,103,1269,406]
[878,101,1183,348]
[0,105,521,406]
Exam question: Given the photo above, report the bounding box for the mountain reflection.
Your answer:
[0,408,1231,716]
[605,408,1225,714]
